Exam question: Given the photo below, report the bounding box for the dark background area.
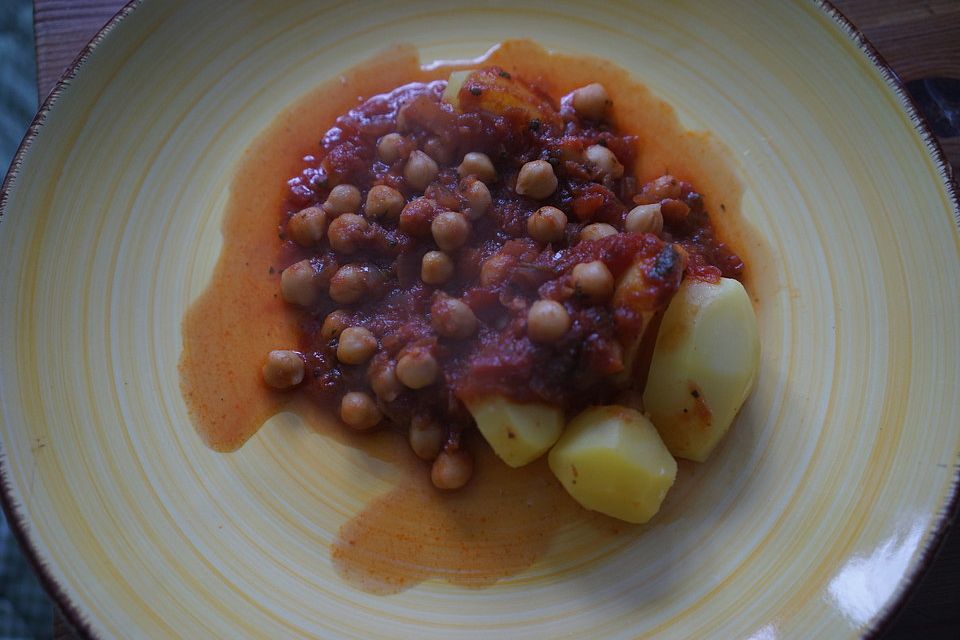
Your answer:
[0,0,54,637]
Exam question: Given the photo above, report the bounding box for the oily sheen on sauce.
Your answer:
[179,40,760,593]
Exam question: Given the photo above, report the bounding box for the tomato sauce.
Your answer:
[179,40,762,593]
[272,61,741,449]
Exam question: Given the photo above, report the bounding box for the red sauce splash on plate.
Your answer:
[179,40,766,593]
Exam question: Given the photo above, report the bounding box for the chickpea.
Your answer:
[431,211,470,251]
[585,144,624,179]
[625,203,664,234]
[457,152,497,183]
[423,136,454,165]
[571,260,615,302]
[324,184,361,215]
[571,83,611,121]
[320,310,351,342]
[336,326,378,364]
[396,349,439,389]
[328,263,367,304]
[431,449,474,490]
[280,259,320,307]
[431,296,478,339]
[287,206,327,247]
[369,360,402,402]
[340,391,382,430]
[642,174,682,202]
[515,159,558,199]
[395,102,412,132]
[262,350,305,389]
[421,250,455,285]
[364,185,404,219]
[377,132,405,163]
[527,300,571,343]
[580,222,618,241]
[409,415,443,461]
[404,150,439,191]
[327,213,369,254]
[362,266,387,298]
[461,177,491,220]
[660,198,691,225]
[479,254,514,287]
[527,205,567,243]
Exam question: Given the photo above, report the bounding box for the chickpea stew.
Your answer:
[261,65,758,521]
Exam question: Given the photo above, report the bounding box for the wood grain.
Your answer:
[833,0,960,81]
[32,0,122,102]
[832,0,960,174]
[29,1,960,639]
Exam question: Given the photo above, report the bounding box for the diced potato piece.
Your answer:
[441,68,562,129]
[467,395,564,467]
[441,70,471,109]
[610,244,686,387]
[642,277,759,462]
[548,406,677,523]
[611,261,658,386]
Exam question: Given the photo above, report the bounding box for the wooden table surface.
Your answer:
[32,1,959,639]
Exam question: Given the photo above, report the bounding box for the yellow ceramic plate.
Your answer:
[2,1,958,638]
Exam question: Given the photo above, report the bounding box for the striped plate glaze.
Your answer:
[1,1,958,638]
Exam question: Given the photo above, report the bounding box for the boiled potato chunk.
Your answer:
[467,396,564,467]
[610,261,658,387]
[441,71,471,109]
[610,244,686,387]
[441,68,562,128]
[642,277,759,462]
[548,406,677,523]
